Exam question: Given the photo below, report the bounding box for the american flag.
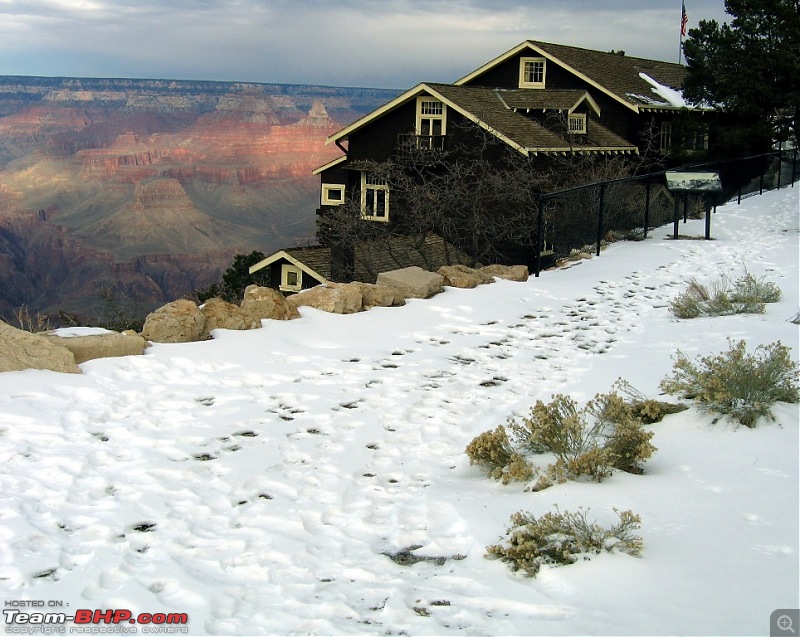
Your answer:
[681,1,688,36]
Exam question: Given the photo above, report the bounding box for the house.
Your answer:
[254,40,711,288]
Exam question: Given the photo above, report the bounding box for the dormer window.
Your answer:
[568,113,587,134]
[416,97,447,149]
[519,57,546,88]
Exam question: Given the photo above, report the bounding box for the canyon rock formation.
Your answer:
[0,76,398,321]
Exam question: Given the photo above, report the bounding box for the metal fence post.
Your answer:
[673,193,680,239]
[535,194,545,277]
[793,146,798,187]
[643,180,651,239]
[596,183,606,257]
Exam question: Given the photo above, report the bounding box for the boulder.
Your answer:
[200,298,261,339]
[0,321,81,374]
[376,266,444,299]
[479,264,530,282]
[352,282,407,310]
[142,299,206,343]
[287,282,363,314]
[438,264,495,288]
[241,285,300,321]
[43,332,147,364]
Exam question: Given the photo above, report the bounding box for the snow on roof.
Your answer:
[638,72,689,108]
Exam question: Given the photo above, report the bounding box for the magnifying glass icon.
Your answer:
[778,615,796,634]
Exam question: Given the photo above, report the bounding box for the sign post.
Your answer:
[665,170,723,239]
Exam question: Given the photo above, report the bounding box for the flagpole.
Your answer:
[678,1,688,65]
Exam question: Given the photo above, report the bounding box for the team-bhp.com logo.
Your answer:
[4,606,189,634]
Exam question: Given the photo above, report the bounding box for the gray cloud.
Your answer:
[0,0,730,86]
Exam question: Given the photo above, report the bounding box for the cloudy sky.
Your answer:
[0,0,730,89]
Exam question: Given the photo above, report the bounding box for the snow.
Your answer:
[51,327,117,338]
[638,73,689,108]
[1,188,798,636]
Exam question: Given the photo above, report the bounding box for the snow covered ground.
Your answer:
[1,187,798,636]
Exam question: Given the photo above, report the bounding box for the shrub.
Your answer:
[730,272,782,304]
[468,384,665,490]
[606,379,689,424]
[660,340,800,427]
[487,507,643,577]
[14,305,51,333]
[509,390,656,488]
[669,272,781,319]
[465,425,534,484]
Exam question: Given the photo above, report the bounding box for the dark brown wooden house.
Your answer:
[255,40,712,288]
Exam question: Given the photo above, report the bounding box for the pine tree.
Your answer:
[682,0,800,153]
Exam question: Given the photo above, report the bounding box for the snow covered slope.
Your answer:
[1,188,798,636]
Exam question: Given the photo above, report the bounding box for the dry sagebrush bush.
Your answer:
[670,272,782,319]
[487,507,643,577]
[607,379,688,424]
[511,390,657,487]
[660,340,800,427]
[464,425,534,484]
[465,385,659,491]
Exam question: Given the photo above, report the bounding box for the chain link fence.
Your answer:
[534,148,799,276]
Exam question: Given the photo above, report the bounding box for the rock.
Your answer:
[141,299,206,343]
[0,320,81,374]
[200,298,261,339]
[352,282,407,310]
[438,264,495,288]
[241,285,300,321]
[376,266,444,299]
[42,332,147,364]
[479,264,530,282]
[287,282,363,314]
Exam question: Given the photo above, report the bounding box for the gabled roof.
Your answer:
[249,248,331,283]
[455,40,690,113]
[429,83,633,155]
[327,82,636,156]
[498,89,600,116]
[312,155,347,176]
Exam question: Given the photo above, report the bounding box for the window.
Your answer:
[568,113,587,135]
[361,173,389,221]
[280,264,302,292]
[416,97,446,149]
[660,122,673,151]
[519,57,546,88]
[688,126,709,151]
[321,183,345,205]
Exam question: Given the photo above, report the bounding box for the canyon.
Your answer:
[0,76,397,321]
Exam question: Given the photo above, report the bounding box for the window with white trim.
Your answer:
[416,97,446,149]
[519,57,546,88]
[280,264,302,292]
[321,183,345,205]
[568,113,587,135]
[360,173,389,221]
